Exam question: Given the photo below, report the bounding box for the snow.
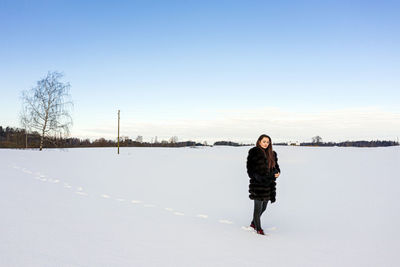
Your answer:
[1,146,399,266]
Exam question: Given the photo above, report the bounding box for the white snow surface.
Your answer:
[1,146,399,267]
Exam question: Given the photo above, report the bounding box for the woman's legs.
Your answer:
[252,200,268,231]
[261,200,268,216]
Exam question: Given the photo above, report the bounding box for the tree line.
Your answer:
[1,126,397,149]
[0,126,203,148]
[274,135,399,147]
[0,126,251,148]
[299,140,399,147]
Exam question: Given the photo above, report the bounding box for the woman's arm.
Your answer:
[274,151,281,178]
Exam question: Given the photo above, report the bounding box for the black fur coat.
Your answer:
[246,146,281,202]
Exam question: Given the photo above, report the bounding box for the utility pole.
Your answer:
[118,110,120,154]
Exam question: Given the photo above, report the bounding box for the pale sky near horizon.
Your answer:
[1,0,399,143]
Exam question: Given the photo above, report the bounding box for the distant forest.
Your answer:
[0,126,206,148]
[275,141,399,147]
[0,126,398,149]
[0,126,252,148]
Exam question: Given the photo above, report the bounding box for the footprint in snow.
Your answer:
[101,194,111,199]
[219,219,234,224]
[196,214,208,219]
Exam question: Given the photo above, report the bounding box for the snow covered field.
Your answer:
[1,146,399,267]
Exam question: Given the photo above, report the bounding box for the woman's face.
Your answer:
[259,137,270,149]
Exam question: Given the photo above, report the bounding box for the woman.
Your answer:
[246,134,280,235]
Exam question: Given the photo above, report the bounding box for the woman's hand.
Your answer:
[274,172,280,178]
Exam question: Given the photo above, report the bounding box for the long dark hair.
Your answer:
[256,134,276,170]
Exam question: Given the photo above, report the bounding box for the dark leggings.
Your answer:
[252,200,268,231]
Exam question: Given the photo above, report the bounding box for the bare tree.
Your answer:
[21,71,73,151]
[169,136,178,143]
[312,135,322,144]
[121,136,130,142]
[135,135,143,143]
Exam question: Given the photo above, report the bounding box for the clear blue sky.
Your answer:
[1,0,399,143]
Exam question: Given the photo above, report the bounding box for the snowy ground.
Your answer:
[1,146,399,267]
